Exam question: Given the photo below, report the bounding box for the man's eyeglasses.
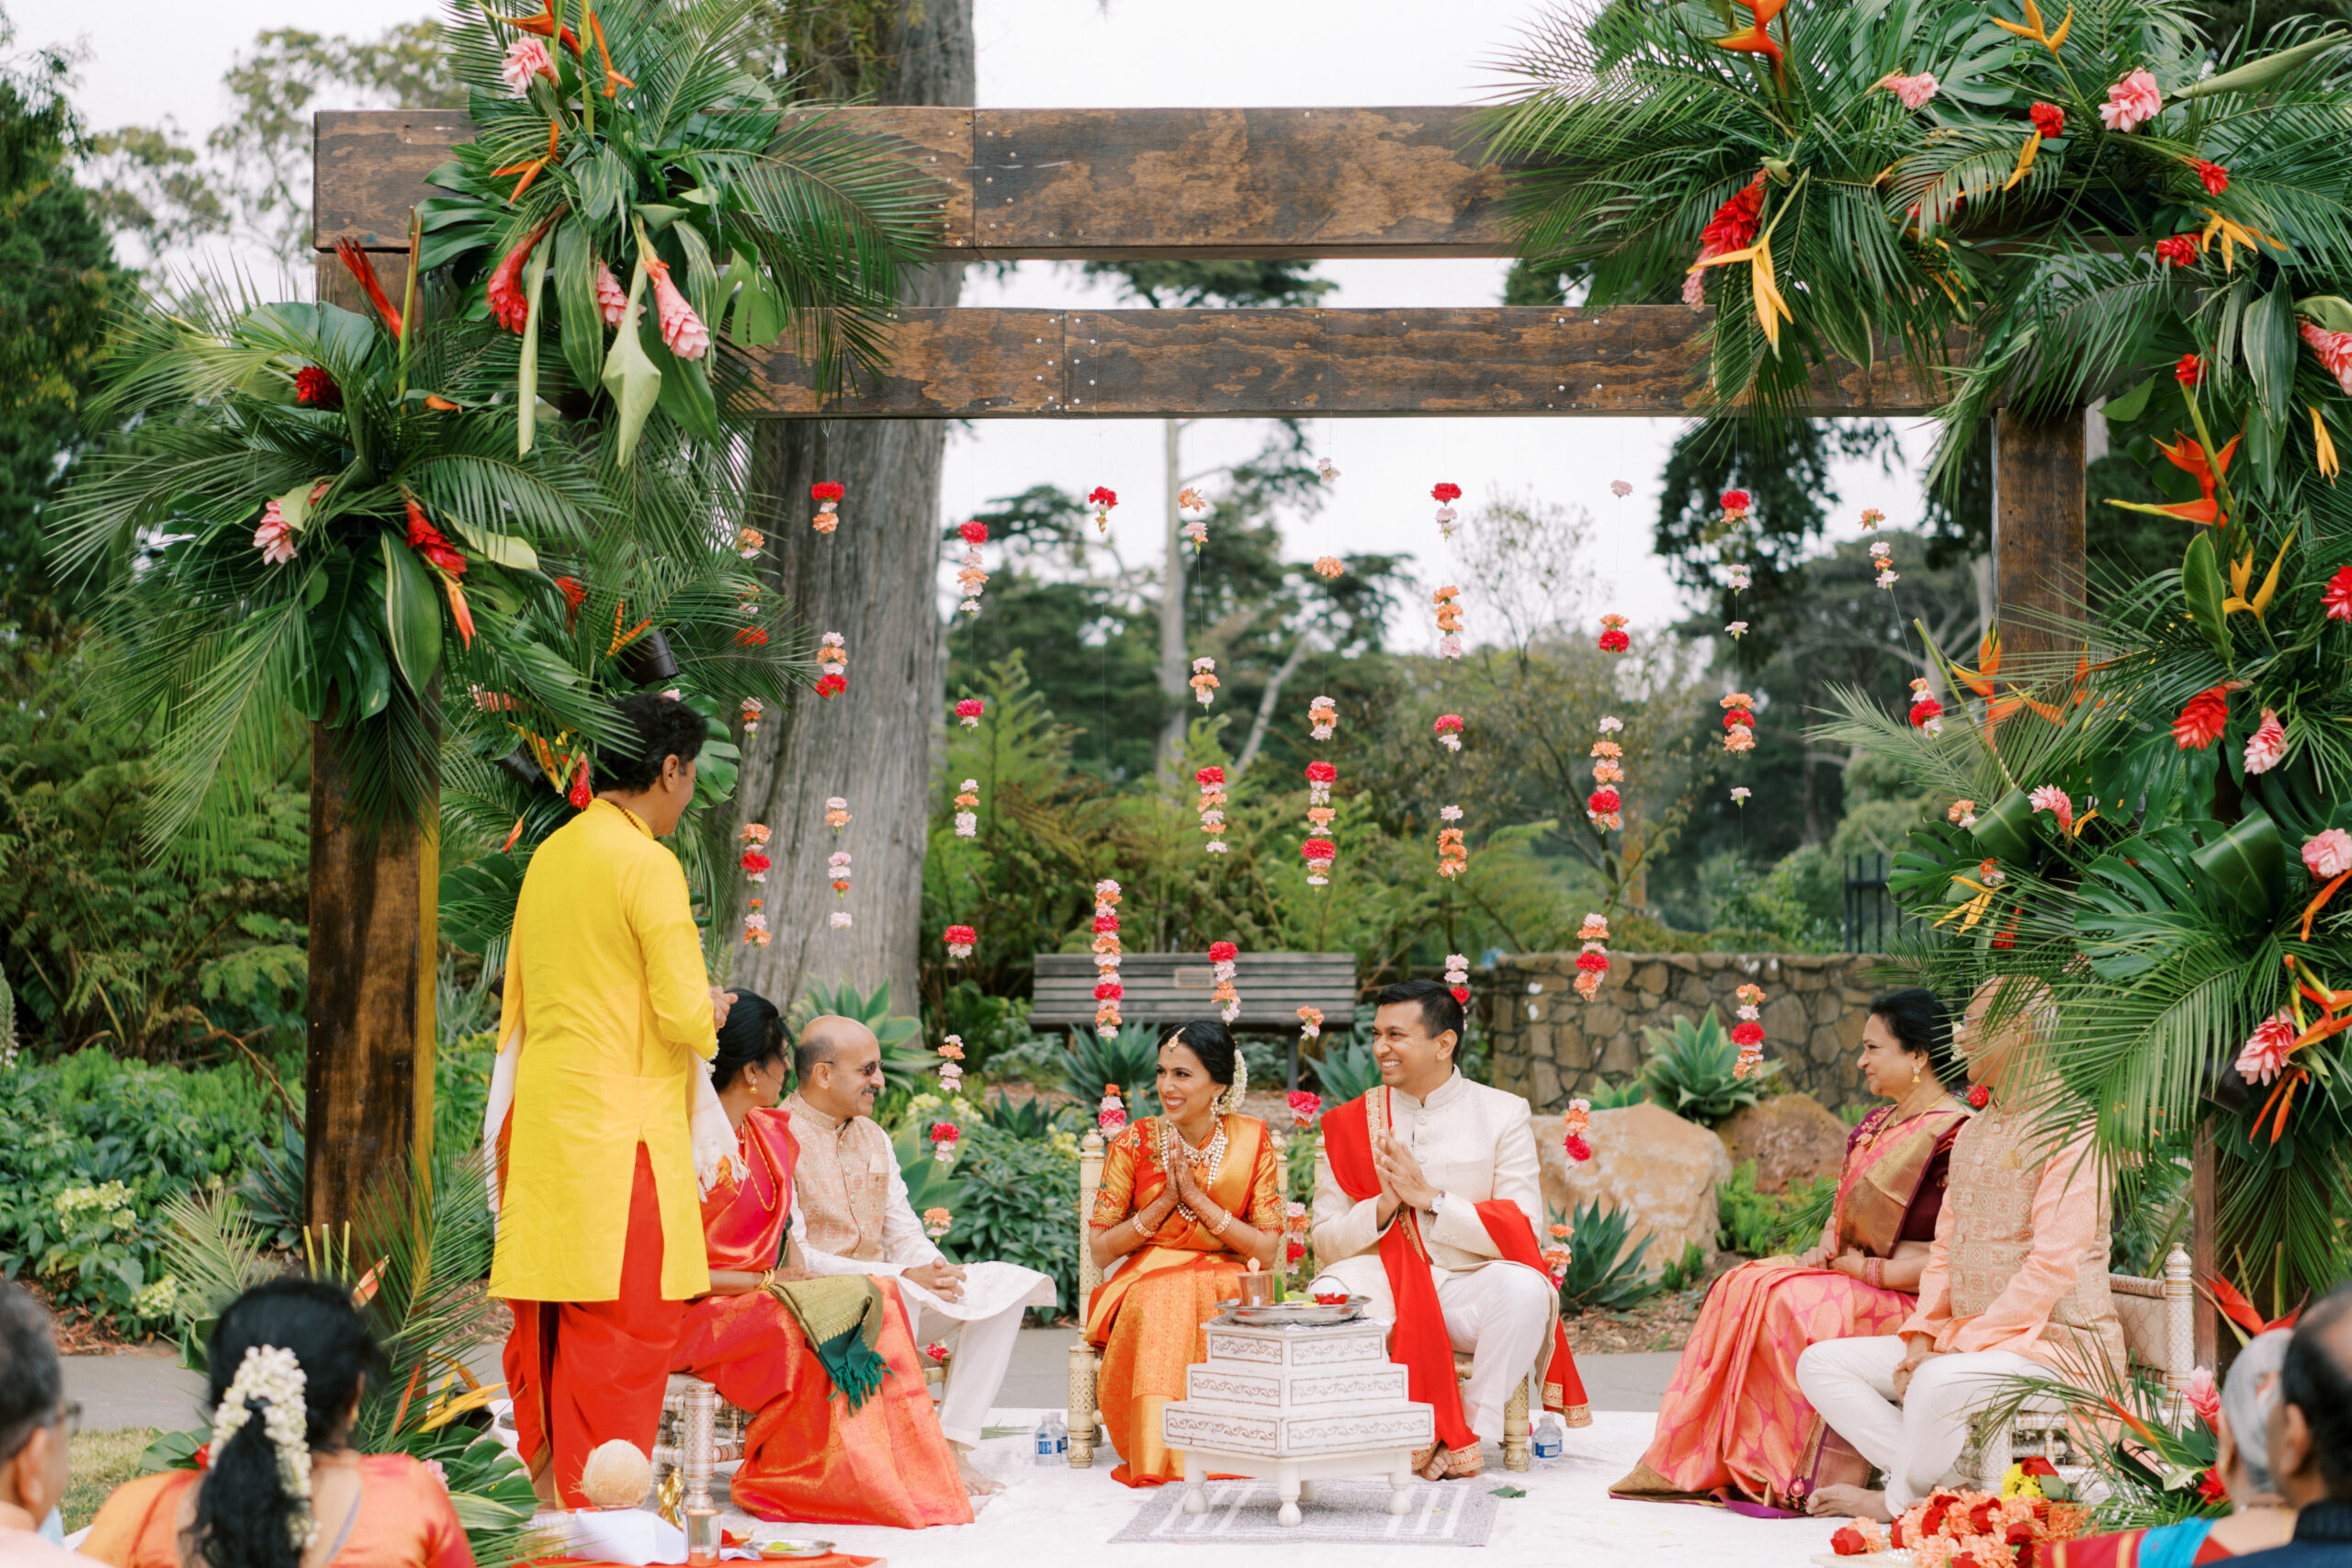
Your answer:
[53,1401,81,1438]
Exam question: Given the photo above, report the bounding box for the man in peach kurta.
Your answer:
[1796,981,2123,1520]
[489,694,729,1507]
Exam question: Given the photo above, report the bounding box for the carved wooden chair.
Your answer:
[1967,1247,2196,1489]
[1067,1128,1533,1473]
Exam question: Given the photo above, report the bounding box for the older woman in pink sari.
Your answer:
[1612,988,1971,1515]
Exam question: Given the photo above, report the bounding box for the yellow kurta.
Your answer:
[489,798,717,1303]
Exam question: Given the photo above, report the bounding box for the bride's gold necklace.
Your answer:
[1158,1114,1227,1221]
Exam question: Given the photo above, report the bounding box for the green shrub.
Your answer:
[1555,1198,1658,1314]
[1637,1009,1779,1127]
[1584,1077,1647,1110]
[1311,1038,1384,1104]
[0,1048,291,1326]
[936,1121,1079,1319]
[1716,1160,1838,1258]
[931,980,1034,1074]
[1657,1240,1708,1292]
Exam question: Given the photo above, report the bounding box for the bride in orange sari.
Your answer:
[1613,987,1971,1515]
[669,994,972,1528]
[1086,1020,1284,1488]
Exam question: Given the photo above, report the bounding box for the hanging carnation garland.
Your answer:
[1722,693,1757,753]
[1189,657,1219,705]
[1098,1084,1128,1134]
[956,697,985,728]
[1732,982,1769,1077]
[929,1120,961,1168]
[1575,913,1610,999]
[956,520,989,615]
[1092,879,1124,1035]
[741,697,763,737]
[827,851,853,930]
[944,925,976,962]
[1561,1097,1594,1163]
[735,525,764,560]
[954,778,980,838]
[1435,713,1464,752]
[741,823,773,947]
[936,1034,966,1097]
[1196,765,1228,853]
[1313,554,1343,580]
[1438,804,1468,878]
[816,632,847,698]
[1209,941,1242,1022]
[1431,481,1463,538]
[811,481,845,534]
[1871,536,1898,588]
[1178,487,1209,550]
[1597,613,1630,653]
[1088,486,1118,533]
[1302,836,1337,886]
[1317,457,1340,482]
[824,795,852,833]
[1444,953,1471,1008]
[1305,761,1338,836]
[1433,585,1464,658]
[1296,1006,1324,1043]
[1909,678,1945,736]
[1308,694,1339,740]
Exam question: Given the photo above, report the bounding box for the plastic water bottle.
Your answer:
[1035,1412,1068,1463]
[1532,1413,1566,1465]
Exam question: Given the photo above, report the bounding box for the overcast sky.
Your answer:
[14,0,1938,642]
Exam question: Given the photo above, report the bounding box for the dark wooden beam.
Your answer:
[314,106,1513,259]
[1993,409,2089,656]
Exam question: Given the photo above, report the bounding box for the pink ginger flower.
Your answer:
[2100,68,2162,133]
[594,260,629,326]
[500,37,558,96]
[2304,829,2352,880]
[2235,1011,2298,1085]
[1878,72,1939,110]
[254,502,298,566]
[2185,1367,2222,1428]
[645,258,709,360]
[2243,709,2286,775]
[2301,322,2352,396]
[2029,784,2074,835]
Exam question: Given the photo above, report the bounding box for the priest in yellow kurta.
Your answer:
[489,693,729,1507]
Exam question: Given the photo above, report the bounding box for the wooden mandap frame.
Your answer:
[308,98,2103,1299]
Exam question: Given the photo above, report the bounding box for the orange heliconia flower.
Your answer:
[1713,0,1787,65]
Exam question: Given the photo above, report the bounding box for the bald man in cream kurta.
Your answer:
[490,797,718,1506]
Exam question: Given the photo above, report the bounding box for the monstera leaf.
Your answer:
[2245,750,2352,845]
[1973,790,2041,865]
[2191,809,2288,919]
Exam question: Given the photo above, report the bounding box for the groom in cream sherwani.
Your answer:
[1311,978,1588,1480]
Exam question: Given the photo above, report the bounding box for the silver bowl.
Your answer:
[754,1540,837,1559]
[1215,1294,1369,1325]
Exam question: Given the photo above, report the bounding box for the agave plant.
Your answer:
[419,0,939,460]
[1057,1024,1166,1116]
[1554,1197,1661,1314]
[1638,1008,1778,1126]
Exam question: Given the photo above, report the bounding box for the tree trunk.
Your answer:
[304,721,438,1230]
[1991,409,2087,660]
[1156,419,1189,773]
[729,0,973,1014]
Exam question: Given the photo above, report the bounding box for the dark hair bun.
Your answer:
[710,992,785,1090]
[1869,987,1959,1088]
[594,693,707,795]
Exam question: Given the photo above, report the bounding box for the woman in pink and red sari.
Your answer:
[1613,987,1971,1515]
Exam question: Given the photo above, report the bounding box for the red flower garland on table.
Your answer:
[1194,764,1228,853]
[1433,585,1464,659]
[1575,913,1611,1000]
[1307,694,1338,739]
[956,519,988,616]
[1302,837,1337,886]
[1434,713,1464,751]
[1208,940,1241,1022]
[1438,804,1468,878]
[944,925,977,961]
[1087,486,1117,533]
[956,697,984,728]
[954,778,979,839]
[1092,880,1123,1035]
[1732,982,1768,1077]
[1597,613,1630,653]
[740,823,772,946]
[810,480,845,535]
[2174,682,2231,750]
[1431,481,1463,538]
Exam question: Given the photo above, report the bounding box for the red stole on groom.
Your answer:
[1322,1088,1589,1452]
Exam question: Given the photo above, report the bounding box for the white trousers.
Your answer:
[910,1298,1023,1449]
[1311,1262,1555,1445]
[1794,1336,2046,1509]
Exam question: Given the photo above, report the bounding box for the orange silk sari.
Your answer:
[82,1456,472,1568]
[1085,1114,1283,1488]
[669,1108,971,1529]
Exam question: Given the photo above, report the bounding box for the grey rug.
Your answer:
[1110,1476,1499,1546]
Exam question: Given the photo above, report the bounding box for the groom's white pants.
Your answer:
[1311,1263,1554,1444]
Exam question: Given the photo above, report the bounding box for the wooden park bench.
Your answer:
[1031,951,1359,1089]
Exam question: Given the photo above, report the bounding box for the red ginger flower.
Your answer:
[959,519,987,544]
[294,366,342,409]
[645,258,708,360]
[555,575,587,613]
[2155,233,2201,267]
[1305,761,1338,784]
[486,216,557,333]
[2174,682,2232,750]
[2325,565,2352,620]
[1430,482,1463,503]
[1700,181,1765,255]
[2177,351,2205,386]
[2303,323,2352,394]
[2029,101,2064,139]
[403,499,467,577]
[594,260,628,325]
[1207,941,1239,963]
[2191,159,2230,196]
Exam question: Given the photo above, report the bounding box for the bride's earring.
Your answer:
[1912,1061,1924,1086]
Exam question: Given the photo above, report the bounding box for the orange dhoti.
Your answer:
[1085,1114,1283,1488]
[504,1143,685,1508]
[676,1106,970,1528]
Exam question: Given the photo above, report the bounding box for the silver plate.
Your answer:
[755,1540,837,1559]
[1215,1295,1369,1325]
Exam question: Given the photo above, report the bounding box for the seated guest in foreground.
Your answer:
[2054,1328,2295,1567]
[1798,978,2124,1523]
[1311,979,1589,1483]
[670,994,972,1527]
[2233,1284,2352,1568]
[1,1282,85,1565]
[1086,1020,1283,1488]
[1616,987,1972,1512]
[785,1016,1055,1496]
[84,1278,471,1568]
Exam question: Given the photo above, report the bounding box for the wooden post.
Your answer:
[2193,1125,2222,1370]
[303,720,439,1230]
[1991,410,2087,659]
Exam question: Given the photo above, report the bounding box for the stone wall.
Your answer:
[1482,952,1891,1115]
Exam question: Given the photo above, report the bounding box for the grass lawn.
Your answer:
[63,1427,159,1532]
